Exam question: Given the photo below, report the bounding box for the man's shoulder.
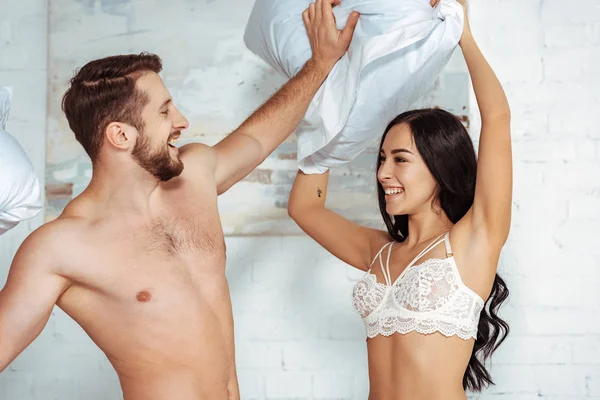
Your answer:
[14,216,88,268]
[11,217,85,282]
[171,143,219,189]
[179,143,217,170]
[39,215,89,240]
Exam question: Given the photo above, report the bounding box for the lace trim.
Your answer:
[365,316,480,340]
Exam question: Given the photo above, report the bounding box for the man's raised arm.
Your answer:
[210,0,359,194]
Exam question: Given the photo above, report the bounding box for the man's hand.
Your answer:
[207,0,359,195]
[303,0,359,71]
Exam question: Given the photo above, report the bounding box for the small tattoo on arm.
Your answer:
[317,187,323,198]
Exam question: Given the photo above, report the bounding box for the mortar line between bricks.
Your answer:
[0,68,47,72]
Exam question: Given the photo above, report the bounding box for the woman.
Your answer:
[288,1,511,398]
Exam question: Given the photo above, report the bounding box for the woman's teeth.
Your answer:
[385,188,404,195]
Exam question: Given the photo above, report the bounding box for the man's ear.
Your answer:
[105,122,133,150]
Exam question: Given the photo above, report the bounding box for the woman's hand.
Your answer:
[456,0,473,46]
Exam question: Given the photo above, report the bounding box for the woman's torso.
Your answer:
[352,230,494,399]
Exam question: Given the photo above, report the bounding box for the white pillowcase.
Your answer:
[244,0,463,173]
[0,86,43,235]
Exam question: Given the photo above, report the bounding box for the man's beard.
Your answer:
[131,131,184,182]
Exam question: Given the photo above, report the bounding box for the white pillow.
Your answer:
[244,0,463,173]
[0,86,43,235]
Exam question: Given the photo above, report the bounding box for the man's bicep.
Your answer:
[213,137,254,195]
[179,142,219,186]
[0,235,69,370]
[179,136,263,195]
[212,133,264,195]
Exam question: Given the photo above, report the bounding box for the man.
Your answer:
[0,1,359,399]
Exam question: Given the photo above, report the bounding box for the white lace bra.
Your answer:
[352,232,485,340]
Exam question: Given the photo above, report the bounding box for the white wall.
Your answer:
[1,0,599,399]
[468,1,600,398]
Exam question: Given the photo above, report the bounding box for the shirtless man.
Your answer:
[0,2,359,399]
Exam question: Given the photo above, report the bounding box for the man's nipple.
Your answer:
[136,290,152,302]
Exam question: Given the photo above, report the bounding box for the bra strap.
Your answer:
[368,242,393,270]
[444,231,453,257]
[383,242,394,286]
[406,232,447,269]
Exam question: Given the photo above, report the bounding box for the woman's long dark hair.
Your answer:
[376,108,510,392]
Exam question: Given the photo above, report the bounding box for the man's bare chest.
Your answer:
[66,208,226,297]
[143,213,225,256]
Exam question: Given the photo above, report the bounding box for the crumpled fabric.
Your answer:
[244,0,464,173]
[0,86,43,235]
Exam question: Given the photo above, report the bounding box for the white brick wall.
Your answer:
[465,1,600,400]
[1,0,599,399]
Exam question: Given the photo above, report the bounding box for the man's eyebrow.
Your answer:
[159,99,172,110]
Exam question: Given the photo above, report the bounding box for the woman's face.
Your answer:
[377,123,439,216]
